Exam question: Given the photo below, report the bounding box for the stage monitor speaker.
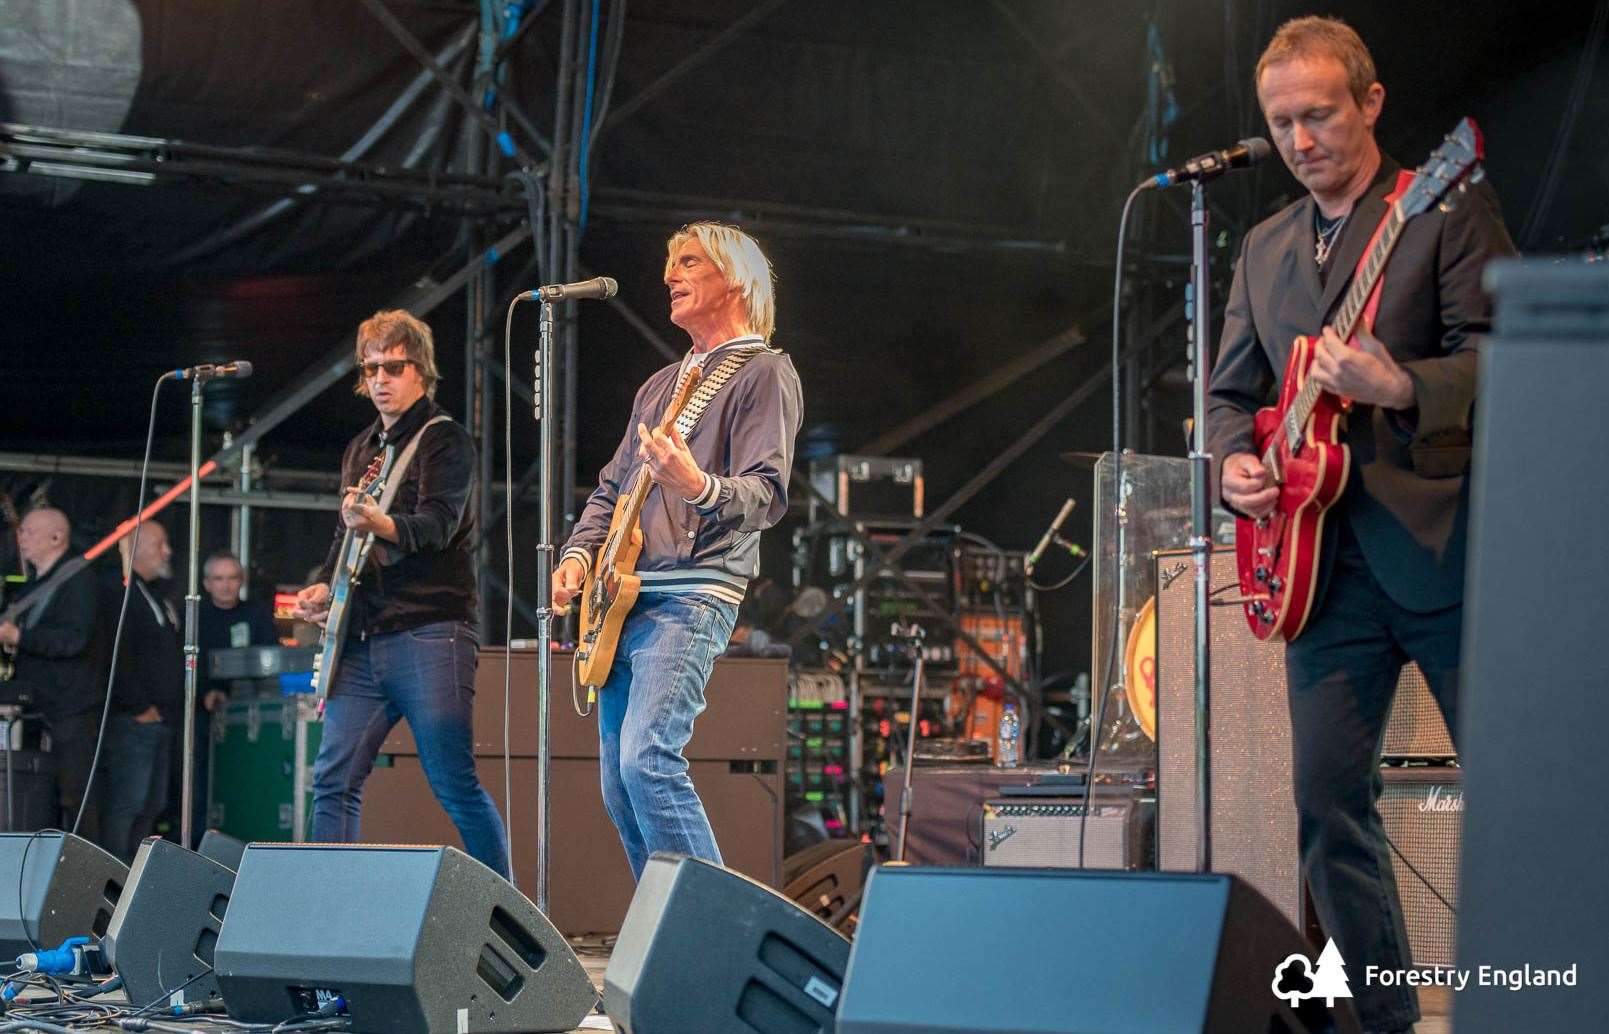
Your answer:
[103,837,235,1008]
[836,867,1351,1034]
[605,853,850,1034]
[0,832,126,959]
[197,829,247,872]
[1378,767,1462,969]
[783,840,873,932]
[1456,261,1609,1032]
[1154,548,1453,927]
[214,844,595,1034]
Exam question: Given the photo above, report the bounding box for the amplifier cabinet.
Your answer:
[980,794,1153,870]
[1155,548,1454,929]
[1379,766,1463,968]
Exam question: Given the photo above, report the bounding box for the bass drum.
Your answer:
[1123,596,1157,741]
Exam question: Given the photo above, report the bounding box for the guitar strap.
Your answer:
[376,415,452,514]
[1356,169,1418,335]
[672,344,775,439]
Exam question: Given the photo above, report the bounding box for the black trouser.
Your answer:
[1284,533,1460,1033]
[47,711,104,846]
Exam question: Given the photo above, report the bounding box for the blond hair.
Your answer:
[664,222,777,342]
[1256,15,1378,107]
[352,309,440,399]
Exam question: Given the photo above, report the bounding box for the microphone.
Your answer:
[1025,498,1077,574]
[531,276,618,301]
[168,361,254,381]
[1143,138,1272,189]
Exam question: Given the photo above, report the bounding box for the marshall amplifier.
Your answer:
[1378,766,1463,968]
[980,793,1153,870]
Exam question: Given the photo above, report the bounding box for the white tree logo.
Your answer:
[1272,938,1353,1007]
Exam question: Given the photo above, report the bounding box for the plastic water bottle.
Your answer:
[997,704,1021,768]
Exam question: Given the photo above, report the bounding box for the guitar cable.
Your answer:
[1078,181,1148,869]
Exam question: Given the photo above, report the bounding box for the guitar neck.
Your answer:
[1263,201,1410,470]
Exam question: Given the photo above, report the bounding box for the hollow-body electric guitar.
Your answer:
[311,447,396,698]
[1236,117,1485,641]
[573,367,703,690]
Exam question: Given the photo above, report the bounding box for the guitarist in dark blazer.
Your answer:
[1205,18,1513,1034]
[294,309,509,878]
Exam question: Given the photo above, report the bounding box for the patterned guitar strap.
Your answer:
[672,343,777,438]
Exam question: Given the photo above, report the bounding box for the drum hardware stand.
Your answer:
[889,622,927,864]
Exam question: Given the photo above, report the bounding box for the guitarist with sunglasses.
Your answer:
[293,309,510,877]
[1205,18,1514,1034]
[552,223,803,880]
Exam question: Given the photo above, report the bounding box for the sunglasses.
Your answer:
[360,359,415,378]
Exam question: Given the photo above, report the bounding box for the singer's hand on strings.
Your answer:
[1309,325,1415,410]
[293,583,331,626]
[637,422,707,500]
[1222,452,1279,519]
[552,557,586,615]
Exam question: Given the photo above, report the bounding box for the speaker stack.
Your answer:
[604,853,850,1033]
[103,836,237,1010]
[836,866,1347,1033]
[213,843,596,1034]
[0,831,126,960]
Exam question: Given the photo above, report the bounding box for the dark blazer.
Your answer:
[1206,155,1515,613]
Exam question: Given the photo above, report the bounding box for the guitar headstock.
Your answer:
[1399,117,1484,219]
[357,446,398,501]
[657,366,704,434]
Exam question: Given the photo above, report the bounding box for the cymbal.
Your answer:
[1058,450,1106,467]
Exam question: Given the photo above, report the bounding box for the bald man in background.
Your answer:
[0,508,104,838]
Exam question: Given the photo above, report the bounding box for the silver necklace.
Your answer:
[1315,212,1349,267]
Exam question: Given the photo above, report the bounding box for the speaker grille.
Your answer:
[1379,768,1463,968]
[1154,549,1454,930]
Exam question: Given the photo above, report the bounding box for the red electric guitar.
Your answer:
[1236,117,1485,641]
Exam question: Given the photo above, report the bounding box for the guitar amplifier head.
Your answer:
[979,795,1151,870]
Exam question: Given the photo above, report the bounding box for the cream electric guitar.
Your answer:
[570,367,703,693]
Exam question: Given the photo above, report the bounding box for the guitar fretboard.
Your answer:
[1266,202,1409,465]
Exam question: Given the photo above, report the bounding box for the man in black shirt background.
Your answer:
[102,520,181,861]
[0,507,103,837]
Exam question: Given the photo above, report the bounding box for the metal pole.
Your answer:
[534,300,558,913]
[892,623,926,863]
[237,442,254,597]
[1188,180,1214,873]
[180,378,205,850]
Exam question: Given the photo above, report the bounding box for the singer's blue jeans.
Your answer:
[310,621,510,877]
[597,592,738,879]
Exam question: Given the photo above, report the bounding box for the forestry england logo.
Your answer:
[1273,939,1353,1008]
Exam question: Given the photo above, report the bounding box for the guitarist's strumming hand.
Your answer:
[636,423,707,501]
[293,583,332,628]
[0,621,18,649]
[1310,325,1416,410]
[1223,453,1279,520]
[551,557,586,617]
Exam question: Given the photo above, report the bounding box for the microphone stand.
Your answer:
[891,622,926,864]
[180,376,205,849]
[1187,179,1214,872]
[532,300,556,912]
